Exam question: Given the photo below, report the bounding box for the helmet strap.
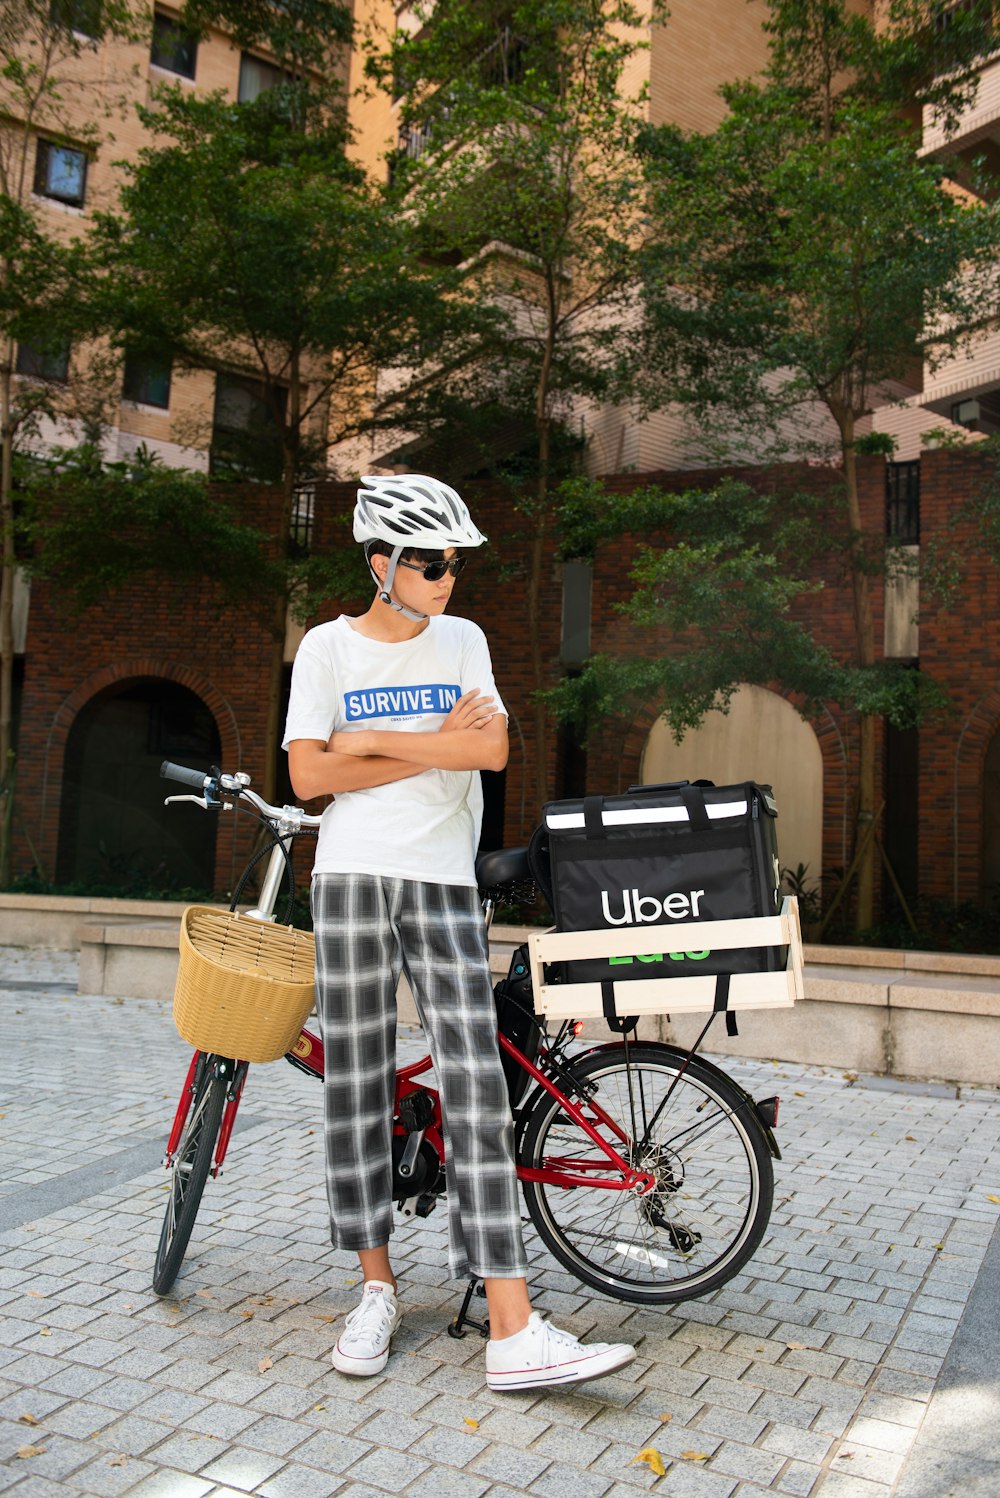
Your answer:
[372,545,427,623]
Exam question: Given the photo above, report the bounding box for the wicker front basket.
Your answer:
[173,906,316,1063]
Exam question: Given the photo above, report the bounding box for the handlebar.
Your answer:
[159,761,323,831]
[161,760,212,791]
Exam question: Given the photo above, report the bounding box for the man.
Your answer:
[283,473,636,1390]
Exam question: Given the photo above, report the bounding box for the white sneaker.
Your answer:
[331,1280,401,1376]
[485,1311,635,1391]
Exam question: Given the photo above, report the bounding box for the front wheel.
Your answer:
[153,1055,228,1296]
[519,1044,774,1304]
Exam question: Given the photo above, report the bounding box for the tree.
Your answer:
[95,0,472,802]
[0,0,145,883]
[627,0,1000,928]
[371,0,662,825]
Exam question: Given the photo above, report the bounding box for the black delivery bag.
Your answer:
[530,780,783,986]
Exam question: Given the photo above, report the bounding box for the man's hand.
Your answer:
[439,689,498,732]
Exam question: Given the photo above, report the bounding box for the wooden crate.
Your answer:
[527,896,804,1020]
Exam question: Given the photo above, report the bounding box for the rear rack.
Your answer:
[527,896,804,1022]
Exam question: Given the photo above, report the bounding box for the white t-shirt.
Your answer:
[282,614,506,887]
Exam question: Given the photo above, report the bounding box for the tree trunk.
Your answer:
[0,346,16,886]
[261,372,301,807]
[526,481,549,830]
[841,419,878,930]
[525,295,558,831]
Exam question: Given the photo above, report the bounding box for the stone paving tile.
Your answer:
[469,1435,555,1488]
[405,1468,493,1498]
[4,957,1000,1498]
[71,1453,158,1496]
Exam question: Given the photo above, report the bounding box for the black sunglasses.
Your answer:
[396,556,468,582]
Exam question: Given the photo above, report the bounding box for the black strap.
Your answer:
[680,783,711,830]
[713,972,739,1037]
[601,980,638,1035]
[583,795,604,839]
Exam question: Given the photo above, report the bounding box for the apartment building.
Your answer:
[3,2,343,474]
[12,1,1000,924]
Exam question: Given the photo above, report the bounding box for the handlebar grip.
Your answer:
[160,760,210,789]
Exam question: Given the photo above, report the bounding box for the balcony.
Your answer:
[922,51,1000,156]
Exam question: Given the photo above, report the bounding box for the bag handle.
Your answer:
[624,778,715,794]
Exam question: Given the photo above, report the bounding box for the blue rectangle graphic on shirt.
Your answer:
[344,683,462,721]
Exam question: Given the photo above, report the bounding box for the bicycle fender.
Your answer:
[569,1040,781,1162]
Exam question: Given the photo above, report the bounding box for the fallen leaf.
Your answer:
[15,1445,47,1459]
[241,1312,255,1321]
[681,1451,709,1462]
[313,1404,326,1412]
[629,1448,666,1477]
[905,1135,917,1142]
[464,1418,480,1429]
[314,1315,337,1323]
[108,1455,128,1467]
[838,1451,855,1460]
[38,1328,52,1337]
[786,1342,807,1350]
[18,1414,39,1426]
[25,1291,43,1299]
[195,1289,214,1299]
[658,1413,672,1423]
[794,1091,805,1097]
[258,1357,273,1373]
[987,1194,1000,1205]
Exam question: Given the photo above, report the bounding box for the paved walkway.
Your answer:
[1,946,999,1498]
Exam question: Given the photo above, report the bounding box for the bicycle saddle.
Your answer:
[476,846,531,890]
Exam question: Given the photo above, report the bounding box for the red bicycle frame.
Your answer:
[163,1052,247,1178]
[166,1025,656,1197]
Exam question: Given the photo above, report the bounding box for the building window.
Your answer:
[211,373,286,480]
[886,460,920,545]
[150,10,198,79]
[49,0,102,39]
[34,139,88,207]
[238,52,287,102]
[122,350,172,409]
[16,336,71,382]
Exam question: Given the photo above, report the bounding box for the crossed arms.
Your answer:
[287,689,509,801]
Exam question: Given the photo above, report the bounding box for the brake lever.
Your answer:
[163,794,232,811]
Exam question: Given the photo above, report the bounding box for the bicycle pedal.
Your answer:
[399,1090,435,1133]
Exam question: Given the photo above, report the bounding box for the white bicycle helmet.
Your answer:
[354,473,487,549]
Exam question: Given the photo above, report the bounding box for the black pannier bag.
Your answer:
[529,780,784,989]
[493,943,541,1109]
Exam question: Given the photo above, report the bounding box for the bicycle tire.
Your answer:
[152,1055,227,1296]
[519,1043,773,1304]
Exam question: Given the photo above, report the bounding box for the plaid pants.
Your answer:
[312,873,528,1280]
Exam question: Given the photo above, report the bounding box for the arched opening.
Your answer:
[57,679,221,893]
[640,683,823,887]
[982,725,1000,908]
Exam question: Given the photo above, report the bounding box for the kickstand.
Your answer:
[448,1277,490,1340]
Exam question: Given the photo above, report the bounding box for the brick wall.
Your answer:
[15,456,1000,913]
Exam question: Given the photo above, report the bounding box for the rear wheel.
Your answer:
[153,1055,228,1296]
[519,1044,773,1304]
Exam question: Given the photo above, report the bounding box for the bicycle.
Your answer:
[154,761,782,1319]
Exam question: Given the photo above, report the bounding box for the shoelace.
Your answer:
[342,1292,392,1344]
[534,1318,584,1352]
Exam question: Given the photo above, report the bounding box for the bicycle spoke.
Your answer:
[521,1046,774,1304]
